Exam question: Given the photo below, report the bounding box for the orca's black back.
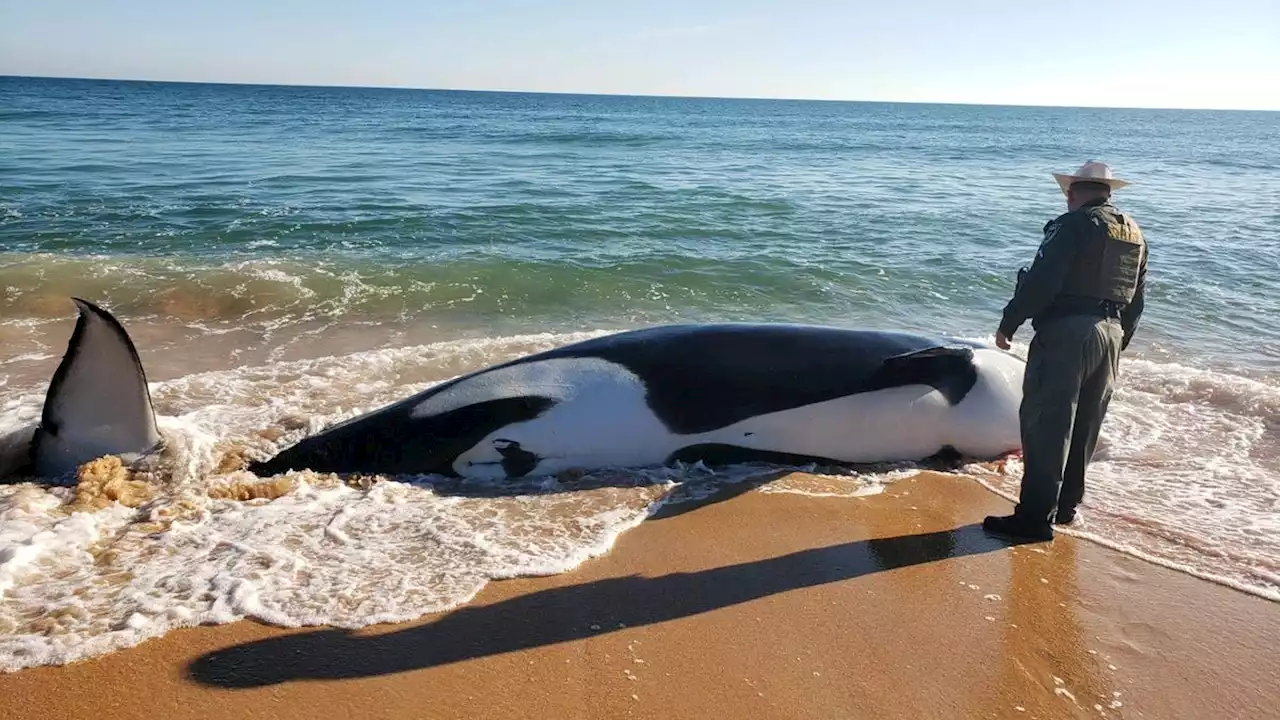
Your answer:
[537,323,974,433]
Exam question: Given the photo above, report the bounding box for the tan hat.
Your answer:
[1052,160,1131,196]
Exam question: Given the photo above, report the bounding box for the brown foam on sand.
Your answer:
[0,472,1275,720]
[68,456,155,511]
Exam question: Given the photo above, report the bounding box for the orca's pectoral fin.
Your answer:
[874,345,978,405]
[30,298,162,479]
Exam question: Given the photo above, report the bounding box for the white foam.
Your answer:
[0,472,673,672]
[0,329,1275,675]
[955,336,1280,601]
[0,331,760,672]
[967,469,1280,603]
[0,353,53,366]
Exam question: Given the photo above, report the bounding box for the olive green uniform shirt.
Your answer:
[999,197,1148,349]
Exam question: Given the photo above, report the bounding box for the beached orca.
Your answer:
[19,298,164,480]
[248,323,1026,480]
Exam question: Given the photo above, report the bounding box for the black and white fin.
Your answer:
[873,345,978,404]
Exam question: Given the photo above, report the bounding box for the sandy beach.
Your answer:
[0,471,1275,720]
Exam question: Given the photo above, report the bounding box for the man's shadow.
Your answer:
[188,522,1026,689]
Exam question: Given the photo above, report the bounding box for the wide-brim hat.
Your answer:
[1052,160,1131,196]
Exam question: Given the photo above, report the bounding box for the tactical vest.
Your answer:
[1056,203,1146,305]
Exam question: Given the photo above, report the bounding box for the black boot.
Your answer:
[982,513,1054,542]
[1054,507,1076,525]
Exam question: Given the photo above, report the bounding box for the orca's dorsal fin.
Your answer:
[30,298,161,479]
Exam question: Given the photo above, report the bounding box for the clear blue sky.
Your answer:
[2,0,1277,110]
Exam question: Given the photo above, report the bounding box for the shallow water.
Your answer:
[1,77,1277,671]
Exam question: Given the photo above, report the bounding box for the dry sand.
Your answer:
[0,471,1276,720]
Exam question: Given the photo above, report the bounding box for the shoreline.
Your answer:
[968,471,1280,604]
[1,471,1275,720]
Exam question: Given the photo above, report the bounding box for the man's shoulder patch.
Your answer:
[1037,217,1064,257]
[1044,209,1077,234]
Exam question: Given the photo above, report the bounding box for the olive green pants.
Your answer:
[1015,314,1123,524]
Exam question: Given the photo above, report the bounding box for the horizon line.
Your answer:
[3,72,1277,114]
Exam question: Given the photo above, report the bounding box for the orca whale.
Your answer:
[22,298,163,480]
[248,323,1026,480]
[8,300,1026,483]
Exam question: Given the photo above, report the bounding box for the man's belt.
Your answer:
[1040,297,1126,322]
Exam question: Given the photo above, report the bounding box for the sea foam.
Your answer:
[961,342,1280,603]
[0,331,1275,673]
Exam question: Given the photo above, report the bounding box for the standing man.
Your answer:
[984,161,1148,542]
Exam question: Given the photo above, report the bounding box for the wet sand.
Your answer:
[0,471,1276,720]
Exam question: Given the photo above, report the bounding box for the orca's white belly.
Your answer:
[701,384,952,463]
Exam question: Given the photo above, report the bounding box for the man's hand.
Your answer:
[995,332,1011,350]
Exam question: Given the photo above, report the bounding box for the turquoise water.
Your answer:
[0,77,1277,672]
[4,76,1278,369]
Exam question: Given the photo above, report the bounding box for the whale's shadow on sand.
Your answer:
[187,513,1027,689]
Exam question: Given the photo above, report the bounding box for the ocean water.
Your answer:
[1,76,1277,672]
